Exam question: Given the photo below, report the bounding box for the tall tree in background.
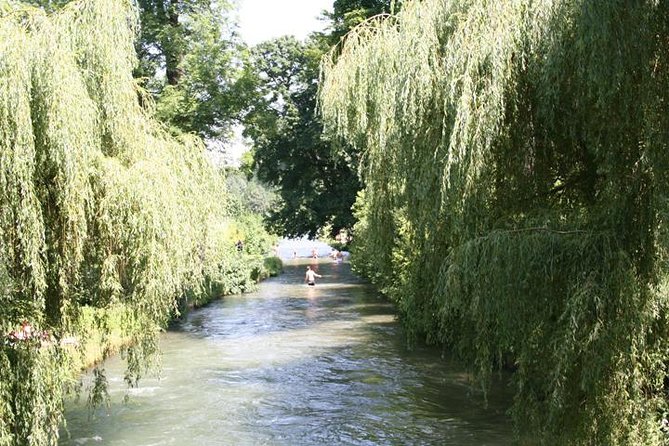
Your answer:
[243,36,360,238]
[244,1,395,238]
[135,0,251,138]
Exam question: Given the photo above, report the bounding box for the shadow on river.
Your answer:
[59,260,515,446]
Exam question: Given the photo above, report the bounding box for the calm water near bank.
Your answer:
[60,261,514,445]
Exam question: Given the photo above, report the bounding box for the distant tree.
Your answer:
[224,169,277,217]
[243,0,399,239]
[243,36,361,238]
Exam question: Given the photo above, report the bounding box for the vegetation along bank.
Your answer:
[0,2,279,444]
[320,1,669,444]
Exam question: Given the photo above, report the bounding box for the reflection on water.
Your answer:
[60,261,513,446]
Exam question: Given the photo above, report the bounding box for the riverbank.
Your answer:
[74,254,284,371]
[0,253,284,446]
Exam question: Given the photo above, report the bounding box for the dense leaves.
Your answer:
[244,36,360,238]
[135,0,252,139]
[224,169,277,216]
[0,1,273,444]
[321,0,669,444]
[325,0,399,45]
[243,1,398,238]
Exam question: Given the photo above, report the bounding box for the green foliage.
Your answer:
[224,169,277,217]
[321,0,669,444]
[234,213,276,256]
[14,0,68,10]
[244,35,361,238]
[262,256,283,278]
[0,344,72,446]
[242,1,402,240]
[324,0,399,45]
[0,0,276,443]
[135,0,251,139]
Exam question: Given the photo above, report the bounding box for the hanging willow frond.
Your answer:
[0,1,263,444]
[321,0,669,443]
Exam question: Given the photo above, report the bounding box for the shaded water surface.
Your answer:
[60,261,514,445]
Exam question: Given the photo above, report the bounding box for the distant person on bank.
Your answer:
[305,266,322,286]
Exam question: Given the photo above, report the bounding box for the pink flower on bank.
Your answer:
[20,321,33,338]
[4,321,54,347]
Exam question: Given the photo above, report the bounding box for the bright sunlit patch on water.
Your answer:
[275,238,334,259]
[359,314,396,325]
[125,386,160,397]
[72,437,102,445]
[203,319,368,369]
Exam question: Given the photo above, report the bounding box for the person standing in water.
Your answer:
[305,266,322,286]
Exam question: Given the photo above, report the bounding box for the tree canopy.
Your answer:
[326,0,399,44]
[321,0,669,444]
[243,1,397,238]
[135,0,252,139]
[243,36,360,238]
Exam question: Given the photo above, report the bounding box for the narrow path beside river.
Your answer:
[60,260,514,445]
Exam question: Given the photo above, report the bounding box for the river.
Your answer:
[59,260,514,445]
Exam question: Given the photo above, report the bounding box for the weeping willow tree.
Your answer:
[0,1,271,444]
[321,0,669,444]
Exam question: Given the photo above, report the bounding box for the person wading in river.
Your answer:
[305,266,322,286]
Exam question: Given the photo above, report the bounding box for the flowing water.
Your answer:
[60,261,514,446]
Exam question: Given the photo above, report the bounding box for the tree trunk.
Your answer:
[165,3,184,85]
